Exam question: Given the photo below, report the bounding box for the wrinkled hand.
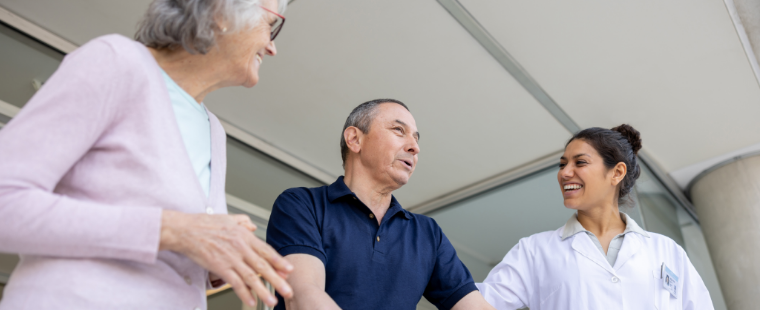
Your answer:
[159,210,294,307]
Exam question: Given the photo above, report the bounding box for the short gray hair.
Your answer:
[135,0,287,54]
[340,99,409,166]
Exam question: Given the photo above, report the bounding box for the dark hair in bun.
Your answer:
[566,124,642,204]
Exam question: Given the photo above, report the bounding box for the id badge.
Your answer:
[661,263,679,298]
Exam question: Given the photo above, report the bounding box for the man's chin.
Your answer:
[391,174,411,187]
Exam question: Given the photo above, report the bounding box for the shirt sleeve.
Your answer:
[423,222,478,310]
[0,37,161,264]
[266,189,326,264]
[679,247,715,310]
[476,238,533,310]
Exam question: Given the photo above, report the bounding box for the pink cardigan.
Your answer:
[0,35,228,309]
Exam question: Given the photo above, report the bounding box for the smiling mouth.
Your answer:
[256,54,263,65]
[564,184,583,192]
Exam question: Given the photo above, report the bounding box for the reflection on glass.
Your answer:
[0,22,64,108]
[226,136,324,212]
[429,168,573,282]
[635,164,685,246]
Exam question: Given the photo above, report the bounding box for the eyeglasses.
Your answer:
[259,6,285,41]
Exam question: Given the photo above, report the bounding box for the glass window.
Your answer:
[428,168,573,282]
[0,22,63,108]
[635,163,685,246]
[226,136,324,213]
[0,253,17,293]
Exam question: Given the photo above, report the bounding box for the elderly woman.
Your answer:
[0,0,293,309]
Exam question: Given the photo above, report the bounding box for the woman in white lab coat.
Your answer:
[477,124,713,310]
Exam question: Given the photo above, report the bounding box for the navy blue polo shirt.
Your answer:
[266,176,477,310]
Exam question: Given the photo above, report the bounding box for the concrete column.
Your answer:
[690,155,760,310]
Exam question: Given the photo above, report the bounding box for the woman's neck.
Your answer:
[149,47,227,103]
[576,203,626,238]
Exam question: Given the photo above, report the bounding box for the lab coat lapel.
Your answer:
[571,233,616,275]
[613,232,642,270]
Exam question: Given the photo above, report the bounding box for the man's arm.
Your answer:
[283,254,341,310]
[451,291,496,310]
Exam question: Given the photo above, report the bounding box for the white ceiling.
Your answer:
[1,0,759,205]
[461,0,760,172]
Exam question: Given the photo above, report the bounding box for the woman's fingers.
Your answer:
[242,236,293,299]
[249,273,276,307]
[234,260,279,307]
[223,270,258,307]
[250,236,294,277]
[232,214,257,231]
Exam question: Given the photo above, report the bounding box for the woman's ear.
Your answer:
[344,126,362,156]
[611,162,627,186]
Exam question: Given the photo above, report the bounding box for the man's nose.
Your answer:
[266,40,277,56]
[407,138,420,155]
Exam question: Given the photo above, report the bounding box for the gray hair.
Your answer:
[340,99,410,166]
[135,0,287,54]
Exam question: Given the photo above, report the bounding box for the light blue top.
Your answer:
[161,69,211,197]
[561,212,650,267]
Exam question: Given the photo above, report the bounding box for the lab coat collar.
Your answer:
[613,230,642,270]
[561,212,650,240]
[570,231,618,275]
[562,212,650,273]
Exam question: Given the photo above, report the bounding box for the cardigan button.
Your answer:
[206,207,214,214]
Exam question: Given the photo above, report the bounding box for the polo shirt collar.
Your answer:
[327,176,353,202]
[327,176,412,220]
[561,211,650,240]
[388,195,413,220]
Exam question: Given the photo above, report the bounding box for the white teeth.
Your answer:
[256,54,262,65]
[564,184,583,190]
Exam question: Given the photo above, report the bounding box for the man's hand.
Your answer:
[283,254,342,310]
[159,210,294,308]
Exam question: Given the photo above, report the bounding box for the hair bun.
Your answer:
[612,124,642,155]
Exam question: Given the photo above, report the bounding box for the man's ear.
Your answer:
[344,126,363,155]
[611,162,627,186]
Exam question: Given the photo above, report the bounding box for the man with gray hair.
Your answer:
[267,99,496,309]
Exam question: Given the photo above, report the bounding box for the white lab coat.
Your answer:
[477,225,714,310]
